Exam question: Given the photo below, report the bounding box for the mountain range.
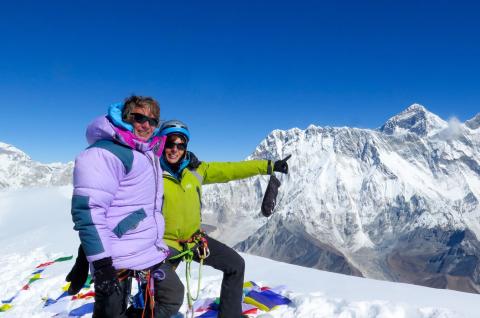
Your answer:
[0,142,72,189]
[2,104,479,294]
[201,104,480,293]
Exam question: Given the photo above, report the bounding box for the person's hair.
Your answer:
[122,95,160,124]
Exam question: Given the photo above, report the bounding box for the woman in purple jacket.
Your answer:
[71,95,183,317]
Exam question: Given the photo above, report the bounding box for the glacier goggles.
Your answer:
[165,141,187,151]
[131,113,159,127]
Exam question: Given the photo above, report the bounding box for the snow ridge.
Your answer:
[0,142,73,189]
[465,113,480,130]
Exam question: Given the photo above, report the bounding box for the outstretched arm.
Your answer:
[198,155,290,185]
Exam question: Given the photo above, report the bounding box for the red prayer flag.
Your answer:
[36,261,55,268]
[72,291,95,300]
[243,308,258,315]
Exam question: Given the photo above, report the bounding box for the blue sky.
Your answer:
[1,1,479,163]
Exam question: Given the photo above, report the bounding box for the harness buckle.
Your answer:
[196,236,210,260]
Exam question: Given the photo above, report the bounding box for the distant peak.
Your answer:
[405,103,427,113]
[0,141,26,156]
[379,104,447,137]
[465,113,480,130]
[0,141,11,148]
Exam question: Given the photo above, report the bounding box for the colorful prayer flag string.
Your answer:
[0,255,73,313]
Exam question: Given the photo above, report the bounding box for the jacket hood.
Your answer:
[86,109,165,155]
[86,115,117,145]
[107,102,160,135]
[107,102,134,132]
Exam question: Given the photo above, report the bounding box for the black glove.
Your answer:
[65,245,89,295]
[273,154,292,174]
[261,174,281,217]
[187,151,201,169]
[92,257,121,296]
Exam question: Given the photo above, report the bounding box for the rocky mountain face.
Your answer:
[465,113,480,130]
[0,142,73,189]
[202,104,480,293]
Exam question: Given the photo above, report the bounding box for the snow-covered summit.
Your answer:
[0,141,73,189]
[379,104,449,137]
[0,141,31,161]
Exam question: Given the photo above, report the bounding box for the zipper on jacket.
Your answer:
[145,152,160,243]
[163,173,186,192]
[196,186,203,223]
[147,153,159,212]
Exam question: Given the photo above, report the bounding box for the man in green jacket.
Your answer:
[66,119,290,318]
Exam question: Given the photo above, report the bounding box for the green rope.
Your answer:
[171,247,205,318]
[169,231,209,318]
[184,251,205,318]
[168,249,192,261]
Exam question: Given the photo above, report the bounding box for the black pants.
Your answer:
[93,236,244,318]
[153,261,185,317]
[93,262,184,318]
[162,235,245,318]
[93,275,131,318]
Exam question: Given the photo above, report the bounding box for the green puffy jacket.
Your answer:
[162,160,270,251]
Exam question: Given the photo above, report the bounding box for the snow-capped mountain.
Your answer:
[379,103,449,136]
[0,142,73,189]
[201,104,480,293]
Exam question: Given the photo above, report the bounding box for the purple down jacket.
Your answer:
[71,116,169,270]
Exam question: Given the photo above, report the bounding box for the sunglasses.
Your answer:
[131,113,159,127]
[165,141,187,151]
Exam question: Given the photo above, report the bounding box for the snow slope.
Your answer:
[0,186,478,318]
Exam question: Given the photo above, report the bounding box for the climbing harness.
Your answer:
[126,266,166,318]
[169,230,210,317]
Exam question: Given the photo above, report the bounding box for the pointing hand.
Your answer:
[273,154,292,174]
